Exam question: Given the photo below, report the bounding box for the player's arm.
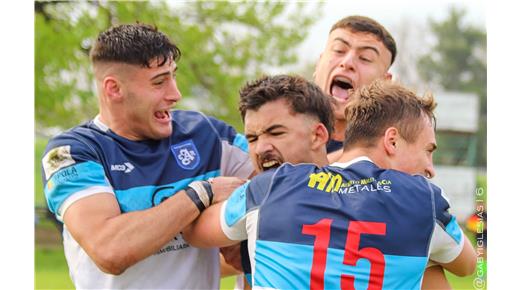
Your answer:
[184,182,252,248]
[438,234,476,277]
[220,252,242,277]
[421,265,452,290]
[63,189,200,275]
[183,202,238,248]
[429,185,477,277]
[63,177,243,275]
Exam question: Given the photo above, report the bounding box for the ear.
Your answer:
[311,123,329,151]
[383,127,399,155]
[103,76,123,102]
[383,72,392,80]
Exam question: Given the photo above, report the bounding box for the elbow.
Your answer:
[91,247,132,275]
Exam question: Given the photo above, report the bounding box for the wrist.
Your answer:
[185,180,214,212]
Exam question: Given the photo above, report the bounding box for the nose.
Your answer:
[255,135,274,156]
[425,165,436,179]
[339,51,356,71]
[165,79,182,103]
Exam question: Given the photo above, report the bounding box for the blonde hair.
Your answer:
[343,80,436,150]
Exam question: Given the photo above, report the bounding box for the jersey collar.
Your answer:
[330,156,373,169]
[93,115,110,132]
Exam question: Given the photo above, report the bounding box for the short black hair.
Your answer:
[239,75,334,137]
[90,23,181,67]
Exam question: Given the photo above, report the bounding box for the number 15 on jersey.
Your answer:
[302,219,387,290]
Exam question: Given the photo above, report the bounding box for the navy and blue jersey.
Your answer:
[41,110,253,289]
[222,157,463,290]
[42,110,252,219]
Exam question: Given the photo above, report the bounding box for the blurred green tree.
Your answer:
[417,7,486,167]
[35,1,321,132]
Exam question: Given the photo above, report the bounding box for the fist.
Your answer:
[209,176,247,203]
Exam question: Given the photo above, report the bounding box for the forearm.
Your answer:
[67,191,199,274]
[184,203,237,248]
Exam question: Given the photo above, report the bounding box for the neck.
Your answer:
[98,107,138,140]
[331,119,346,141]
[315,151,330,167]
[336,146,389,169]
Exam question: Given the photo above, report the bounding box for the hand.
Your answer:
[209,176,247,203]
[220,244,243,272]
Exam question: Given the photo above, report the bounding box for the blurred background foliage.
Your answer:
[35,2,486,166]
[417,7,487,167]
[35,0,322,132]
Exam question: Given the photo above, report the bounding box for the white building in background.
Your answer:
[430,92,480,221]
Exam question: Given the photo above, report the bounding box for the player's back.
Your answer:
[249,157,439,290]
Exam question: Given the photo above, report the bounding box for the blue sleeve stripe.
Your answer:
[232,133,249,153]
[44,161,109,214]
[445,216,463,244]
[115,170,220,212]
[224,182,249,227]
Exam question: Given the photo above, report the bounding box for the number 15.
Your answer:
[302,219,387,290]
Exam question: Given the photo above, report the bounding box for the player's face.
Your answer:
[314,28,392,121]
[119,58,181,140]
[244,99,317,172]
[392,115,437,179]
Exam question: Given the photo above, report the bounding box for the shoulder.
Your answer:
[45,122,100,156]
[42,122,107,177]
[247,163,319,204]
[172,110,231,129]
[272,162,319,177]
[172,110,237,136]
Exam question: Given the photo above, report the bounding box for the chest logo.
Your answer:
[171,140,200,170]
[110,162,135,173]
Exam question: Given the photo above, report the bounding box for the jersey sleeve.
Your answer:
[220,170,275,240]
[428,183,464,263]
[206,116,253,179]
[41,134,114,221]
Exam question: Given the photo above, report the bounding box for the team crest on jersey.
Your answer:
[171,140,200,170]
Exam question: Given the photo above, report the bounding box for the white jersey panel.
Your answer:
[63,227,219,289]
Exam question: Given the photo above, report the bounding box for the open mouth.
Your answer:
[154,110,171,122]
[330,76,354,101]
[261,160,282,171]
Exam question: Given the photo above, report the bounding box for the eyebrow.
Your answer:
[332,37,380,56]
[150,66,177,81]
[245,124,286,138]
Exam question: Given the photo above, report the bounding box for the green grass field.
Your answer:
[35,246,237,289]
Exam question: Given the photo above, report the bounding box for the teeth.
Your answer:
[262,160,279,168]
[334,76,351,84]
